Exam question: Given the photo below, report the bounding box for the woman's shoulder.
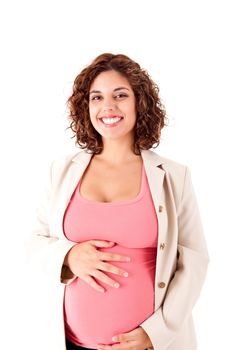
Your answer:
[142,150,191,196]
[142,149,188,173]
[144,150,196,207]
[53,149,92,164]
[50,149,92,174]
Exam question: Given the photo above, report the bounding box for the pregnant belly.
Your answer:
[64,246,156,348]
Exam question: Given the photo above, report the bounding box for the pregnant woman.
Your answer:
[25,53,209,350]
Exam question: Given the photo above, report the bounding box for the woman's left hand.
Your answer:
[97,326,153,350]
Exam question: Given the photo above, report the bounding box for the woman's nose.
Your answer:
[103,98,116,112]
[103,106,114,113]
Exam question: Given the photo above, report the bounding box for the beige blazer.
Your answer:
[25,149,209,350]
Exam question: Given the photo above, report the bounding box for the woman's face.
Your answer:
[88,70,136,141]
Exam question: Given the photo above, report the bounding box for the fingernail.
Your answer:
[123,272,128,277]
[99,288,105,293]
[114,283,120,288]
[126,257,131,261]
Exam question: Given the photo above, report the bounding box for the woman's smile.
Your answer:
[99,115,124,127]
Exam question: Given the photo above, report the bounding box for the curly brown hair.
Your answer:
[67,53,167,155]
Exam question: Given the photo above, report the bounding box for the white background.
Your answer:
[0,0,232,348]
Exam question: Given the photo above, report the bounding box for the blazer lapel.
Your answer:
[64,150,93,209]
[141,150,167,311]
[54,151,93,237]
[141,149,165,215]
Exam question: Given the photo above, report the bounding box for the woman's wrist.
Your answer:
[63,245,76,268]
[63,252,70,267]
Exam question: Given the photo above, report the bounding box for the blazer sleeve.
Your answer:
[140,166,209,350]
[24,160,77,285]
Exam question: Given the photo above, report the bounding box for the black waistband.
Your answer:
[66,339,96,350]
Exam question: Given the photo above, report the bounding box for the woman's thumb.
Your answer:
[91,240,115,248]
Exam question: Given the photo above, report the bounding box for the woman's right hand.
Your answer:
[63,240,130,293]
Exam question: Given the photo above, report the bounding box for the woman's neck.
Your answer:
[94,139,140,165]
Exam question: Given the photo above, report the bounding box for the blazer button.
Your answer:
[158,282,166,288]
[159,205,163,212]
[160,243,166,250]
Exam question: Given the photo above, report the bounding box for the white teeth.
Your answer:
[101,117,122,124]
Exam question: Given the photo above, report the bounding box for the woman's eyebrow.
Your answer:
[89,87,130,94]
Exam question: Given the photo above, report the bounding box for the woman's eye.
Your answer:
[90,94,128,101]
[115,94,127,99]
[91,95,102,101]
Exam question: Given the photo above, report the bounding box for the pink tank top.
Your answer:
[63,163,158,349]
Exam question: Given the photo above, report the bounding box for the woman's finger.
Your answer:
[82,275,105,293]
[98,261,129,277]
[91,240,115,248]
[91,269,121,289]
[98,251,131,262]
[98,341,135,350]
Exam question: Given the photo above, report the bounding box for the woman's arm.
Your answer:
[24,160,77,285]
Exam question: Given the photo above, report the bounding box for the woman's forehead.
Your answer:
[90,70,131,91]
